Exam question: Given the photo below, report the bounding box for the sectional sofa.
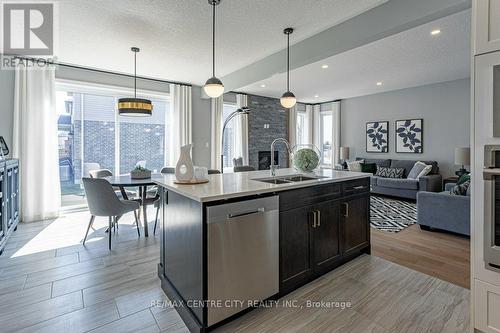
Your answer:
[356,158,442,200]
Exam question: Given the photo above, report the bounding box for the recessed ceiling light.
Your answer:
[376,82,383,86]
[260,84,266,88]
[431,29,441,36]
[321,64,329,69]
[314,94,319,98]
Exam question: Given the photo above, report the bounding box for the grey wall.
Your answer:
[0,69,15,157]
[341,78,470,178]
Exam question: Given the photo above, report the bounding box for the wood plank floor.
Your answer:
[0,209,470,333]
[371,224,470,289]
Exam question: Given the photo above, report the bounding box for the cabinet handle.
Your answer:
[353,185,367,190]
[316,210,321,227]
[344,203,349,218]
[312,211,316,228]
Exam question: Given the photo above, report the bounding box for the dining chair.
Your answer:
[234,166,256,172]
[151,166,175,235]
[89,168,136,199]
[82,177,141,250]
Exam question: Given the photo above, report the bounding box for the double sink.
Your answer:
[253,174,326,185]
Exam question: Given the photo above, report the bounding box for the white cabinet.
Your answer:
[475,280,500,333]
[475,0,500,55]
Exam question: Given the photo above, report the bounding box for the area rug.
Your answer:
[370,196,417,232]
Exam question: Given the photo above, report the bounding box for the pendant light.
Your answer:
[203,0,224,98]
[280,28,297,109]
[118,47,153,117]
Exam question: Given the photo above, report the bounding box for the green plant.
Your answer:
[292,148,320,172]
[133,166,150,172]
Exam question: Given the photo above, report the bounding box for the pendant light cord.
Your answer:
[212,2,216,77]
[287,32,290,92]
[134,50,137,99]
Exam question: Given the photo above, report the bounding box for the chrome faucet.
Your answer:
[270,138,292,176]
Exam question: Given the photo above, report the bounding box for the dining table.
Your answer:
[103,173,164,237]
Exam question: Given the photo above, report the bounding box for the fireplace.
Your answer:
[258,151,279,170]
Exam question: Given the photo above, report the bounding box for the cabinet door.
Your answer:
[312,200,341,275]
[342,195,370,256]
[474,279,500,333]
[5,167,12,228]
[280,206,314,293]
[475,0,500,55]
[0,167,4,241]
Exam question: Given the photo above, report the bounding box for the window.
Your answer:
[221,103,238,169]
[319,111,333,167]
[56,82,170,208]
[296,111,308,145]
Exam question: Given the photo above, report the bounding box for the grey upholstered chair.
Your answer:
[89,169,112,179]
[89,168,136,199]
[82,178,141,250]
[160,167,175,174]
[234,166,256,172]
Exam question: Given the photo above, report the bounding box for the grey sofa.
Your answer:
[356,158,442,199]
[416,183,470,236]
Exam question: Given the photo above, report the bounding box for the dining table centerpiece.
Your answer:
[130,165,152,179]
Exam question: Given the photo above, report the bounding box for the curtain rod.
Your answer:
[9,55,193,87]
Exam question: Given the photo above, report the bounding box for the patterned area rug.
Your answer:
[370,195,417,232]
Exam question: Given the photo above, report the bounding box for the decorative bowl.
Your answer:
[291,144,321,173]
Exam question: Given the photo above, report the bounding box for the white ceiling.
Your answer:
[241,10,471,103]
[56,0,388,85]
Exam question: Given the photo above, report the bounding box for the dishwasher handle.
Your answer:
[228,207,265,219]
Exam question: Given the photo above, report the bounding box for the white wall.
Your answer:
[341,78,470,178]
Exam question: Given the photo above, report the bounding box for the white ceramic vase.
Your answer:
[175,144,194,182]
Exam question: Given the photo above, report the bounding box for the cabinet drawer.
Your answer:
[342,178,370,196]
[279,183,341,211]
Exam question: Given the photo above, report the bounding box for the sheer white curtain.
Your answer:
[234,94,249,165]
[13,63,61,222]
[312,104,321,150]
[332,101,341,166]
[288,105,298,147]
[210,96,223,169]
[168,84,192,165]
[306,104,314,145]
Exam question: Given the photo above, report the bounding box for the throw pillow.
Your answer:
[375,166,405,178]
[457,173,471,185]
[407,161,427,179]
[416,165,432,179]
[450,179,471,196]
[347,160,363,172]
[360,163,377,174]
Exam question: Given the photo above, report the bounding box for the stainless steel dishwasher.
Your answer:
[207,195,279,326]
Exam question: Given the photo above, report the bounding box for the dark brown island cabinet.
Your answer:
[156,173,370,333]
[0,159,20,255]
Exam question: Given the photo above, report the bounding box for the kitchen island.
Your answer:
[155,168,371,332]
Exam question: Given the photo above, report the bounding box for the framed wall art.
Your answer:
[366,121,389,153]
[395,119,423,153]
